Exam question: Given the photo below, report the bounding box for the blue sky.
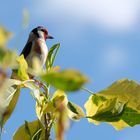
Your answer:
[1,0,140,140]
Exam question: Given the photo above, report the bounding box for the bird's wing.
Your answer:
[20,41,32,58]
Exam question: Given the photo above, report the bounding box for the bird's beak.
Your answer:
[47,35,54,39]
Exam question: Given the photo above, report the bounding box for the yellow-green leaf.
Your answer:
[13,120,44,140]
[36,90,68,121]
[41,70,88,91]
[46,43,60,70]
[52,90,68,106]
[67,101,85,120]
[85,79,140,130]
[36,95,47,121]
[0,79,21,127]
[17,55,29,80]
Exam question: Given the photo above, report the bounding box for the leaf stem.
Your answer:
[34,79,48,91]
[81,87,94,95]
[31,128,42,140]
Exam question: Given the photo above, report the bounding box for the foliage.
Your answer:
[85,79,140,130]
[16,55,29,80]
[1,25,140,140]
[41,69,88,91]
[13,120,44,140]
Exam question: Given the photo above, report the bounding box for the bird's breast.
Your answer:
[39,40,48,65]
[26,39,48,68]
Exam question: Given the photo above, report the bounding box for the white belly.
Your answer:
[26,40,48,70]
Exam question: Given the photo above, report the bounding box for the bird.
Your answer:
[12,26,54,79]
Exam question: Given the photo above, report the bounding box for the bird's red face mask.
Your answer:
[41,28,54,40]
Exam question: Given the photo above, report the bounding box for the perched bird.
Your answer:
[12,26,53,79]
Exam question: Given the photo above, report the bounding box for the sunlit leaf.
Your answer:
[16,55,29,80]
[52,90,68,106]
[84,95,101,125]
[2,88,20,125]
[67,101,85,120]
[36,95,47,121]
[0,79,21,127]
[36,90,68,122]
[0,79,42,127]
[46,43,60,70]
[44,90,68,115]
[0,26,12,48]
[85,79,140,130]
[90,98,126,122]
[54,91,69,140]
[41,70,88,91]
[13,120,44,140]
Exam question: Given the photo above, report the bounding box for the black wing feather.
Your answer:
[20,42,32,58]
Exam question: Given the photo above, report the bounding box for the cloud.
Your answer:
[100,45,129,70]
[33,0,140,31]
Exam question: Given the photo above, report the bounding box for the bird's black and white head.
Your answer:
[30,26,54,40]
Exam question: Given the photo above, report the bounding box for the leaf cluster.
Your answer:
[1,26,140,140]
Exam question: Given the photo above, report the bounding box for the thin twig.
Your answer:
[44,114,49,140]
[34,79,49,98]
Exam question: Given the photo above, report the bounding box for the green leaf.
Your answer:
[91,98,126,122]
[84,79,140,130]
[45,90,68,115]
[17,55,29,80]
[46,43,60,70]
[12,120,44,140]
[67,101,85,120]
[121,107,140,127]
[35,95,47,121]
[36,90,68,121]
[41,70,88,91]
[51,90,68,111]
[0,79,21,127]
[24,121,31,137]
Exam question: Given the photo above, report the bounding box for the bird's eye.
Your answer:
[41,29,44,32]
[41,29,48,34]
